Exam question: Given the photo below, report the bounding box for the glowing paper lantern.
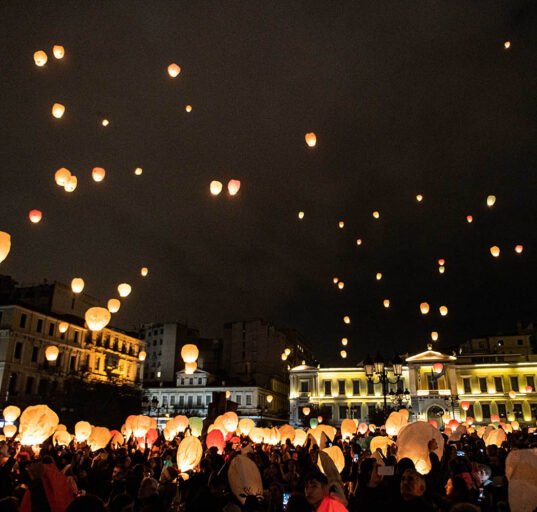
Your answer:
[3,405,21,422]
[227,179,241,196]
[0,232,10,264]
[110,430,124,447]
[340,419,356,439]
[138,351,147,361]
[184,361,197,374]
[279,424,296,443]
[107,298,121,313]
[34,50,48,66]
[305,132,317,147]
[383,299,390,308]
[281,353,287,361]
[511,421,520,431]
[376,272,382,281]
[525,385,533,393]
[131,415,152,438]
[433,362,443,374]
[319,446,345,474]
[466,417,474,426]
[338,221,345,229]
[52,45,64,59]
[181,344,199,363]
[461,401,470,411]
[210,181,223,195]
[302,406,311,416]
[431,331,439,341]
[167,63,181,77]
[185,105,192,112]
[372,211,380,219]
[223,412,239,433]
[486,195,496,207]
[92,167,106,182]
[448,419,459,433]
[52,103,65,119]
[134,167,143,175]
[88,426,111,451]
[85,307,111,331]
[515,244,524,254]
[338,281,344,289]
[64,175,78,192]
[341,337,348,346]
[28,209,42,223]
[370,436,395,457]
[439,305,448,316]
[293,429,307,446]
[356,239,363,245]
[45,345,59,362]
[343,315,351,324]
[466,215,473,223]
[298,211,305,219]
[416,194,423,202]
[71,278,85,294]
[238,418,255,437]
[490,246,500,258]
[19,405,59,445]
[177,436,202,472]
[101,119,109,126]
[59,322,68,333]
[333,277,339,284]
[173,415,189,433]
[485,428,507,447]
[386,411,408,437]
[396,421,443,475]
[491,414,500,423]
[340,350,347,358]
[506,448,537,512]
[358,422,369,435]
[438,266,445,274]
[420,302,430,315]
[284,348,291,356]
[509,390,517,399]
[504,41,511,49]
[117,283,132,297]
[3,424,16,438]
[54,168,71,186]
[206,429,225,454]
[228,454,264,505]
[140,267,149,277]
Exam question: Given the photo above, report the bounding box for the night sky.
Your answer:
[1,1,537,365]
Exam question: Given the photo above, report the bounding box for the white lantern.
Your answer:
[45,346,59,362]
[71,278,85,294]
[486,195,496,207]
[52,103,65,119]
[210,181,223,196]
[85,307,111,331]
[52,45,65,59]
[140,267,149,277]
[117,283,132,297]
[3,406,21,422]
[168,63,181,77]
[107,298,121,313]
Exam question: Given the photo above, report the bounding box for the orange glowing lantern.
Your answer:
[338,221,344,229]
[302,407,311,416]
[210,181,223,195]
[134,167,143,176]
[64,175,78,192]
[92,167,106,182]
[52,103,65,119]
[185,361,197,374]
[140,267,149,277]
[101,119,109,126]
[343,315,351,324]
[416,194,423,202]
[525,385,533,393]
[433,362,443,374]
[490,246,500,258]
[514,244,524,254]
[71,278,85,294]
[466,215,473,223]
[45,345,59,362]
[356,239,362,245]
[461,401,470,411]
[372,211,380,219]
[509,390,517,399]
[0,232,10,264]
[305,132,317,147]
[341,337,348,346]
[138,351,147,361]
[185,105,192,112]
[228,179,241,196]
[85,307,111,331]
[3,406,21,422]
[338,281,344,289]
[431,331,439,341]
[439,306,448,316]
[29,210,42,223]
[448,419,459,432]
[54,168,71,186]
[117,283,132,297]
[438,259,445,266]
[504,41,511,49]
[52,45,64,59]
[383,299,390,308]
[107,298,121,313]
[340,350,347,358]
[167,63,181,77]
[181,344,199,363]
[333,277,339,284]
[34,50,48,66]
[59,322,68,333]
[420,302,430,315]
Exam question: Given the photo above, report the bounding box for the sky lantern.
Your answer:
[0,232,11,264]
[504,41,511,49]
[338,221,344,229]
[107,298,121,313]
[383,299,390,308]
[433,362,443,374]
[416,194,423,202]
[376,272,382,281]
[54,167,71,186]
[438,266,445,274]
[28,209,42,223]
[356,239,362,246]
[281,353,287,360]
[525,385,533,393]
[396,422,443,475]
[431,331,439,342]
[92,167,106,182]
[420,302,430,315]
[511,420,520,431]
[466,215,473,223]
[3,405,21,422]
[439,305,448,316]
[206,429,225,454]
[284,348,291,356]
[332,277,339,284]
[372,211,380,219]
[466,417,474,426]
[490,246,500,258]
[514,244,524,254]
[486,195,496,207]
[177,436,203,472]
[71,278,85,294]
[343,315,351,324]
[64,175,78,192]
[181,344,199,363]
[341,337,348,346]
[448,419,459,433]
[227,179,241,196]
[59,322,69,333]
[302,406,311,416]
[509,390,517,399]
[340,350,347,358]
[101,119,109,126]
[223,411,239,432]
[297,211,305,220]
[117,283,132,297]
[33,50,48,66]
[52,45,65,59]
[210,180,223,195]
[337,281,344,289]
[185,361,197,374]
[386,411,408,437]
[185,105,192,112]
[45,345,59,362]
[85,307,111,331]
[19,405,59,445]
[167,63,181,77]
[75,421,92,443]
[134,167,143,176]
[88,426,112,451]
[3,424,17,438]
[305,132,317,147]
[140,267,149,277]
[52,103,65,119]
[138,351,147,361]
[438,258,445,266]
[461,401,471,411]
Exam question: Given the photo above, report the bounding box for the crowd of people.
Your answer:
[0,421,536,512]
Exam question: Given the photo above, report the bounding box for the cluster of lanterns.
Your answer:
[210,179,241,196]
[54,168,78,192]
[33,46,64,67]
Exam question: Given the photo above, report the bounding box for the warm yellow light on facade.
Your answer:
[34,50,48,66]
[117,283,132,297]
[439,305,448,316]
[52,45,65,59]
[92,167,106,182]
[490,245,500,258]
[52,103,65,119]
[305,132,317,147]
[45,345,59,362]
[107,298,121,313]
[227,179,241,196]
[167,63,181,77]
[420,302,430,315]
[71,278,85,294]
[210,180,223,195]
[85,307,111,331]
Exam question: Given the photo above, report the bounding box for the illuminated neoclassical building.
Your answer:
[289,332,537,427]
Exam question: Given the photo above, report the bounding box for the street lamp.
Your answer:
[364,353,404,421]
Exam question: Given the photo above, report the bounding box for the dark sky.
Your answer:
[1,1,537,365]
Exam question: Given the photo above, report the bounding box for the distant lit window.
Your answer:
[494,377,503,392]
[479,377,488,393]
[300,380,309,392]
[246,395,252,405]
[324,381,332,395]
[511,376,519,392]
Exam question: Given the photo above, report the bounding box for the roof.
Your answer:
[290,364,317,372]
[406,350,457,363]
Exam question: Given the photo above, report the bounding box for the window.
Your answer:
[352,380,361,395]
[481,404,491,419]
[206,395,211,405]
[498,403,507,418]
[198,378,202,384]
[324,380,332,395]
[180,378,184,385]
[36,319,43,333]
[14,342,22,360]
[513,403,523,419]
[187,396,193,408]
[510,376,519,392]
[527,376,535,390]
[466,404,474,418]
[73,331,79,344]
[479,377,488,393]
[25,376,34,394]
[463,377,472,393]
[196,396,202,406]
[300,380,309,393]
[0,311,3,325]
[517,339,524,346]
[189,378,194,385]
[427,375,439,390]
[160,339,163,345]
[338,380,346,395]
[494,377,504,392]
[339,406,347,419]
[70,355,76,371]
[367,380,374,395]
[367,404,376,421]
[179,396,184,407]
[31,346,38,363]
[20,313,27,328]
[48,323,55,336]
[170,395,176,405]
[8,373,17,394]
[236,395,242,405]
[246,395,252,405]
